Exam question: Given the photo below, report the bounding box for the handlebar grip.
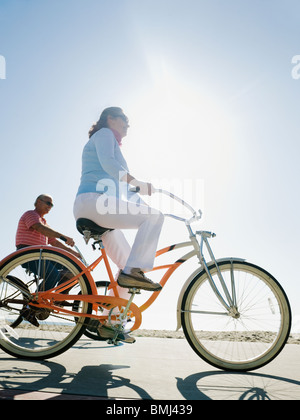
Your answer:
[129,187,140,193]
[60,236,67,243]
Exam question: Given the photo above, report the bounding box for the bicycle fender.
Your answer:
[176,257,246,331]
[0,246,98,295]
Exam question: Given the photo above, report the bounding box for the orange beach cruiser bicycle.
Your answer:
[0,189,291,371]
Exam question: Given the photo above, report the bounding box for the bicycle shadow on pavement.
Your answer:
[0,358,152,400]
[176,370,300,400]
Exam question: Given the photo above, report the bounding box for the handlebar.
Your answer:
[155,188,202,224]
[130,186,202,225]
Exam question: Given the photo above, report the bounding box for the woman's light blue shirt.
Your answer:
[76,128,130,198]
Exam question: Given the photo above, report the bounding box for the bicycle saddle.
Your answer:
[76,218,113,237]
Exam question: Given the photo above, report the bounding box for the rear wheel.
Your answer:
[0,248,92,359]
[181,260,291,371]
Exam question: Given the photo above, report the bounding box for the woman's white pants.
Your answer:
[73,192,164,302]
[74,192,164,268]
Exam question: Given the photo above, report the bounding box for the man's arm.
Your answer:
[50,239,81,258]
[31,223,75,247]
[31,223,81,258]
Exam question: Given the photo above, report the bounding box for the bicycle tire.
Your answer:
[5,275,31,329]
[181,260,291,372]
[0,248,93,360]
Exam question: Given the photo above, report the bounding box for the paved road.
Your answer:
[0,337,299,400]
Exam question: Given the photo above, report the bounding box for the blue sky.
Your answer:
[0,0,300,330]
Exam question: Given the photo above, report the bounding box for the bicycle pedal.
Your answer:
[20,308,40,327]
[107,338,121,346]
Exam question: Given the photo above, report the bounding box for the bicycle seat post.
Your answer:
[117,288,140,325]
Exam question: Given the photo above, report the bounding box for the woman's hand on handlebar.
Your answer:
[130,179,155,196]
[121,172,155,196]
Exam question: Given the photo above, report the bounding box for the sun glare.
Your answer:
[128,62,235,187]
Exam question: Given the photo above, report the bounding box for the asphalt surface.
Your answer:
[0,337,299,401]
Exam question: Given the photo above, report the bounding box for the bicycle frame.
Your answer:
[24,239,197,332]
[1,189,238,333]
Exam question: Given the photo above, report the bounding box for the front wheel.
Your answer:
[181,260,291,372]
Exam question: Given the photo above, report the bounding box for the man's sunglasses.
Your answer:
[40,199,54,207]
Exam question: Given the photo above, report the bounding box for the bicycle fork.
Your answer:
[196,232,240,318]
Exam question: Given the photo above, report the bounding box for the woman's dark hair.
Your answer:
[88,107,125,138]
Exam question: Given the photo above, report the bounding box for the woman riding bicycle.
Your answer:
[73,107,164,294]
